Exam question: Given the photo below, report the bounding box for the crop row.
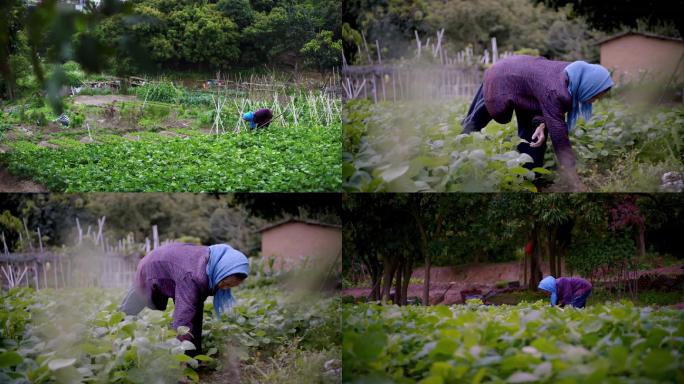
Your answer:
[0,285,340,383]
[0,123,342,192]
[343,300,684,383]
[342,99,684,192]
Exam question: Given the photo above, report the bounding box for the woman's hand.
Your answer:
[530,123,546,148]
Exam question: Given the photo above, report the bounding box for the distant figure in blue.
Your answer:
[538,275,592,308]
[242,108,273,129]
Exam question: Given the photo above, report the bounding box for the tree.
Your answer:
[233,193,341,222]
[609,195,646,257]
[217,0,255,30]
[537,0,684,37]
[0,0,26,99]
[301,30,342,72]
[165,4,240,68]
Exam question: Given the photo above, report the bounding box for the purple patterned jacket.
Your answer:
[135,243,212,354]
[483,55,575,169]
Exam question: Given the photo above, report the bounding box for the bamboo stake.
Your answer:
[37,228,43,253]
[375,40,382,65]
[392,72,396,102]
[32,262,39,289]
[361,31,372,64]
[1,232,8,255]
[59,257,65,287]
[53,258,58,288]
[22,218,32,251]
[76,218,82,244]
[152,225,159,250]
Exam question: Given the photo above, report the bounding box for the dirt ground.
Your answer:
[71,94,137,107]
[342,261,684,305]
[0,166,47,192]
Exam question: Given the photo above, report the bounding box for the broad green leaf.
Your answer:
[418,376,444,384]
[184,367,199,383]
[531,167,551,174]
[433,305,452,318]
[507,372,538,383]
[48,358,77,371]
[352,331,386,363]
[430,338,459,357]
[379,164,410,183]
[0,351,23,368]
[642,349,675,377]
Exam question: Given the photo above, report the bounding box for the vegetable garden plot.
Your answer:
[0,88,342,192]
[343,301,684,383]
[0,286,341,383]
[342,99,684,192]
[0,122,341,192]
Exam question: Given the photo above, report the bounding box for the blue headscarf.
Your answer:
[538,276,557,306]
[564,61,613,131]
[207,244,250,317]
[242,111,256,129]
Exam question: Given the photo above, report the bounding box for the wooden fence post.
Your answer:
[152,226,159,250]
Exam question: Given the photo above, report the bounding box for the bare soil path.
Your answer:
[72,94,137,106]
[342,262,684,305]
[0,166,47,192]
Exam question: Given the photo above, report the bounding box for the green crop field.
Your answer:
[343,99,684,192]
[343,301,684,383]
[0,87,342,192]
[0,284,340,383]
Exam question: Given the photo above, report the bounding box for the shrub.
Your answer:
[136,81,182,104]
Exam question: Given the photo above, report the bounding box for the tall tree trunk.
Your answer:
[635,226,646,258]
[401,257,413,305]
[381,256,398,302]
[364,253,382,301]
[528,231,543,290]
[0,13,16,100]
[369,274,381,301]
[0,56,15,99]
[423,253,431,306]
[394,260,403,305]
[413,210,431,306]
[523,252,528,288]
[556,248,563,277]
[546,227,556,277]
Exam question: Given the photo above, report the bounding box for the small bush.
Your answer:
[143,104,171,120]
[26,108,48,126]
[136,81,182,104]
[63,61,86,86]
[0,120,11,140]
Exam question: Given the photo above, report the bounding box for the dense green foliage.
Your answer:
[1,121,341,192]
[343,193,684,305]
[343,301,684,383]
[343,100,540,192]
[0,283,340,384]
[342,98,684,192]
[536,0,683,37]
[0,0,341,103]
[343,0,605,63]
[0,83,342,192]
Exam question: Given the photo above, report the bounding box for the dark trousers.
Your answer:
[571,289,592,308]
[461,83,547,170]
